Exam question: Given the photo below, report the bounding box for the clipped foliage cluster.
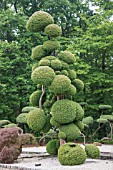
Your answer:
[0,120,11,128]
[58,143,87,165]
[85,144,100,159]
[31,45,46,61]
[43,40,60,53]
[58,51,75,64]
[30,90,42,106]
[99,105,112,110]
[44,24,62,37]
[82,116,93,126]
[16,113,28,124]
[46,139,60,155]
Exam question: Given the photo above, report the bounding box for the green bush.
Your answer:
[82,116,93,126]
[38,59,50,66]
[75,121,85,131]
[68,69,77,80]
[97,118,108,124]
[65,84,77,96]
[31,45,46,61]
[44,24,62,37]
[22,106,37,113]
[60,123,81,141]
[61,70,69,76]
[99,105,112,110]
[3,123,17,128]
[58,51,75,64]
[43,40,60,53]
[50,117,60,128]
[75,102,84,121]
[30,90,42,107]
[49,75,71,94]
[60,61,69,70]
[26,108,46,131]
[16,113,28,124]
[100,115,113,122]
[26,11,54,32]
[46,139,60,155]
[72,79,84,92]
[31,66,55,86]
[0,120,11,128]
[85,144,100,159]
[58,143,87,165]
[58,132,66,139]
[51,59,62,70]
[51,100,77,124]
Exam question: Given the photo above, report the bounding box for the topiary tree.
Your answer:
[25,10,96,166]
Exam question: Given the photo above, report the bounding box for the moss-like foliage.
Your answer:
[3,123,17,128]
[97,118,108,124]
[26,11,54,32]
[58,51,75,64]
[31,45,46,61]
[50,117,60,128]
[43,40,60,53]
[99,105,112,110]
[65,84,77,96]
[51,59,62,70]
[68,69,77,80]
[60,123,81,141]
[82,116,93,126]
[100,115,113,122]
[49,75,71,94]
[31,66,55,85]
[44,24,62,37]
[32,62,39,71]
[60,61,69,70]
[58,143,87,165]
[58,132,66,139]
[26,108,46,131]
[42,115,52,133]
[72,79,84,92]
[75,102,84,121]
[75,121,85,131]
[30,90,42,107]
[46,139,60,155]
[16,113,27,124]
[0,120,11,128]
[38,59,50,66]
[85,144,100,159]
[61,70,69,76]
[22,106,37,113]
[51,100,77,124]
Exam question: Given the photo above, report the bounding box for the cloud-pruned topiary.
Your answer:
[65,84,77,96]
[26,108,46,131]
[85,144,100,159]
[72,79,84,92]
[82,116,93,126]
[31,66,55,86]
[99,105,112,110]
[58,143,87,165]
[31,45,46,61]
[0,120,11,128]
[26,11,54,32]
[51,59,62,70]
[3,123,17,128]
[22,106,37,113]
[51,100,77,124]
[68,69,77,80]
[60,123,81,141]
[75,121,85,131]
[100,115,113,122]
[58,51,75,64]
[46,139,60,155]
[49,75,71,94]
[44,24,62,37]
[58,132,66,140]
[75,102,84,121]
[38,59,51,66]
[50,117,60,128]
[97,118,108,124]
[30,90,42,106]
[43,40,60,53]
[16,113,28,124]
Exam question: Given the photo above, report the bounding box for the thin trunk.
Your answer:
[39,85,45,109]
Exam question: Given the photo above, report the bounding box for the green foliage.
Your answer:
[75,102,84,121]
[51,59,62,70]
[26,108,46,131]
[58,132,66,139]
[43,40,60,53]
[58,51,75,64]
[60,123,81,141]
[46,139,60,155]
[65,84,77,96]
[51,100,77,124]
[58,143,87,165]
[85,144,100,159]
[26,11,54,32]
[31,66,55,85]
[49,75,71,94]
[82,116,93,126]
[99,105,112,110]
[75,121,85,131]
[42,115,52,133]
[0,120,11,128]
[96,118,108,124]
[3,123,17,128]
[68,69,77,80]
[30,90,42,107]
[100,115,113,122]
[60,61,69,70]
[16,113,28,124]
[22,106,37,113]
[61,70,69,76]
[31,45,46,61]
[72,79,84,92]
[38,59,50,66]
[44,24,62,37]
[50,117,60,128]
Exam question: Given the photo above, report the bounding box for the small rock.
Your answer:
[35,163,41,166]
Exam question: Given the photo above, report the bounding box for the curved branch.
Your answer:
[39,85,45,109]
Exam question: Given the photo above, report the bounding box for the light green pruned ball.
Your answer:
[38,59,51,67]
[30,90,42,107]
[65,84,77,96]
[22,106,37,113]
[58,51,75,64]
[26,11,54,32]
[16,113,28,124]
[60,123,81,141]
[46,139,60,155]
[0,120,11,128]
[43,40,60,53]
[51,99,77,124]
[26,108,46,131]
[44,24,62,37]
[75,121,85,131]
[60,61,69,70]
[82,116,93,126]
[31,66,55,85]
[3,123,17,128]
[85,144,100,159]
[31,45,46,61]
[68,69,77,80]
[49,75,71,94]
[99,105,112,110]
[72,79,84,92]
[97,118,108,124]
[50,117,61,128]
[74,102,84,121]
[51,59,62,70]
[61,70,69,76]
[58,143,87,165]
[100,115,113,122]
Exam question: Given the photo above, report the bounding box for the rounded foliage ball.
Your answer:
[82,116,93,126]
[58,51,75,64]
[26,11,54,32]
[75,121,85,131]
[99,105,112,110]
[30,90,42,107]
[50,117,60,128]
[51,59,62,70]
[44,24,62,37]
[85,144,100,159]
[51,99,77,124]
[60,61,69,70]
[58,132,66,139]
[46,139,60,155]
[60,123,81,141]
[31,66,55,85]
[43,40,60,53]
[22,106,37,113]
[26,108,46,131]
[74,102,84,121]
[31,45,46,61]
[65,84,77,96]
[68,69,77,80]
[16,113,28,124]
[49,75,71,94]
[58,143,87,165]
[38,59,50,66]
[72,79,84,92]
[61,70,69,76]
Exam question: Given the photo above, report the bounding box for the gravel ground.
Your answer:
[0,144,113,170]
